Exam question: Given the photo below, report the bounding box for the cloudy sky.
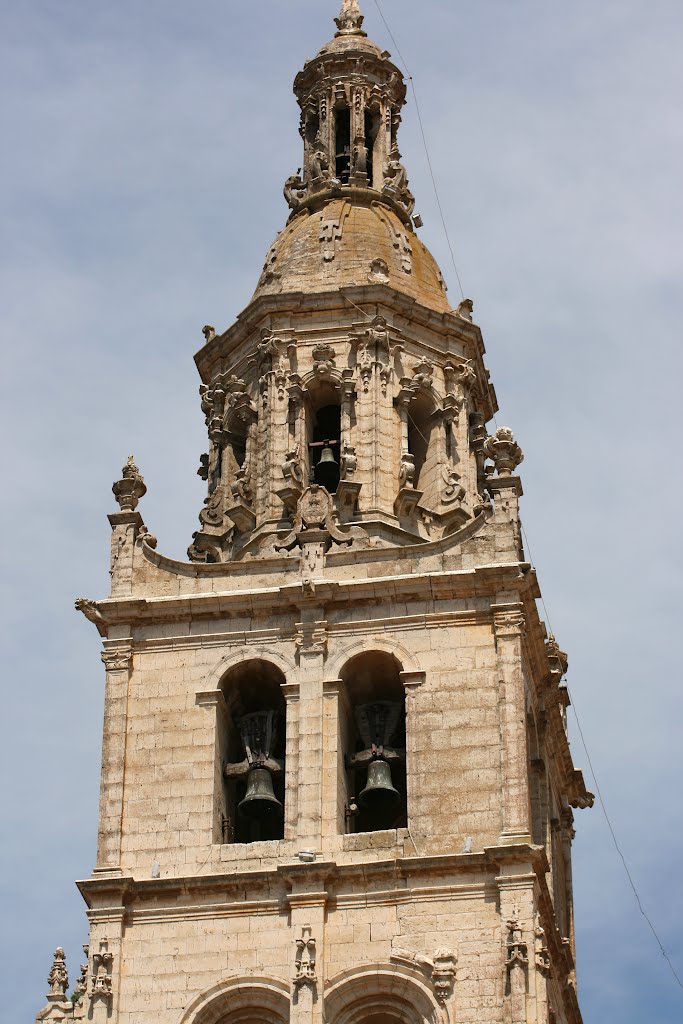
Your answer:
[1,1,682,1020]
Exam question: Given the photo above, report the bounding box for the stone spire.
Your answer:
[334,0,365,36]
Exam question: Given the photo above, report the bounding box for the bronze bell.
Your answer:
[359,757,400,810]
[314,445,340,492]
[238,767,283,821]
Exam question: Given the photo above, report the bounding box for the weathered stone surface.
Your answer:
[57,5,592,1024]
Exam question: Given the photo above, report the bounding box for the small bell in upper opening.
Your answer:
[314,445,340,492]
[358,757,400,810]
[238,767,283,821]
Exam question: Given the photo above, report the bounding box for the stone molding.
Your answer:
[178,976,291,1024]
[324,961,445,1024]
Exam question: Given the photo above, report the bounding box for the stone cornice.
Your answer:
[83,561,533,630]
[194,286,496,419]
[77,843,545,912]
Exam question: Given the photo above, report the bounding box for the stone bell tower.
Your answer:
[36,3,593,1024]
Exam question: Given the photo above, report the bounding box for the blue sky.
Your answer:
[1,1,682,1020]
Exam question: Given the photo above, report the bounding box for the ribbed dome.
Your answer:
[253,196,451,314]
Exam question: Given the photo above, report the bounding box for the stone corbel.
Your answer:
[399,669,426,696]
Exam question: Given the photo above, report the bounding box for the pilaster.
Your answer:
[493,603,533,845]
[294,608,328,848]
[94,640,133,874]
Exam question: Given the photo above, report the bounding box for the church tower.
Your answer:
[37,4,593,1024]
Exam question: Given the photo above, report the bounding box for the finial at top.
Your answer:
[112,455,147,511]
[335,0,366,36]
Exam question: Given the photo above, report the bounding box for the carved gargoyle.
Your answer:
[284,172,307,211]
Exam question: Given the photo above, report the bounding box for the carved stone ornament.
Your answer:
[411,356,434,389]
[275,485,366,553]
[294,619,328,655]
[101,648,132,672]
[431,948,457,1004]
[47,948,69,997]
[534,914,551,976]
[335,0,364,35]
[75,598,104,630]
[284,172,307,211]
[230,459,252,505]
[505,913,529,972]
[398,452,416,488]
[546,633,568,676]
[455,297,474,321]
[340,441,357,479]
[483,426,523,477]
[282,444,305,487]
[493,607,525,639]
[389,948,456,1006]
[312,342,336,374]
[90,938,114,1003]
[135,523,157,549]
[382,143,415,217]
[441,465,465,506]
[73,946,89,1007]
[368,257,389,284]
[112,455,146,511]
[293,928,317,989]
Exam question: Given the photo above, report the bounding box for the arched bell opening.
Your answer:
[306,112,320,148]
[340,651,407,834]
[218,659,287,844]
[325,964,441,1024]
[223,407,255,501]
[307,384,342,493]
[364,108,381,187]
[406,393,434,486]
[179,977,291,1024]
[335,104,352,183]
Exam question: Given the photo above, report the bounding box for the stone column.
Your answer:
[95,641,132,874]
[493,603,532,845]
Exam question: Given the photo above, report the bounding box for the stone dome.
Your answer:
[253,195,451,315]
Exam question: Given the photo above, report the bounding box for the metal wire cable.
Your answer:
[362,0,679,995]
[519,521,683,991]
[372,0,466,299]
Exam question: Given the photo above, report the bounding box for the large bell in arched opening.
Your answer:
[314,445,340,492]
[237,767,283,821]
[358,757,400,810]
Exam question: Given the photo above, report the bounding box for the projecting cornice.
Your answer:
[77,560,534,630]
[194,286,497,421]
